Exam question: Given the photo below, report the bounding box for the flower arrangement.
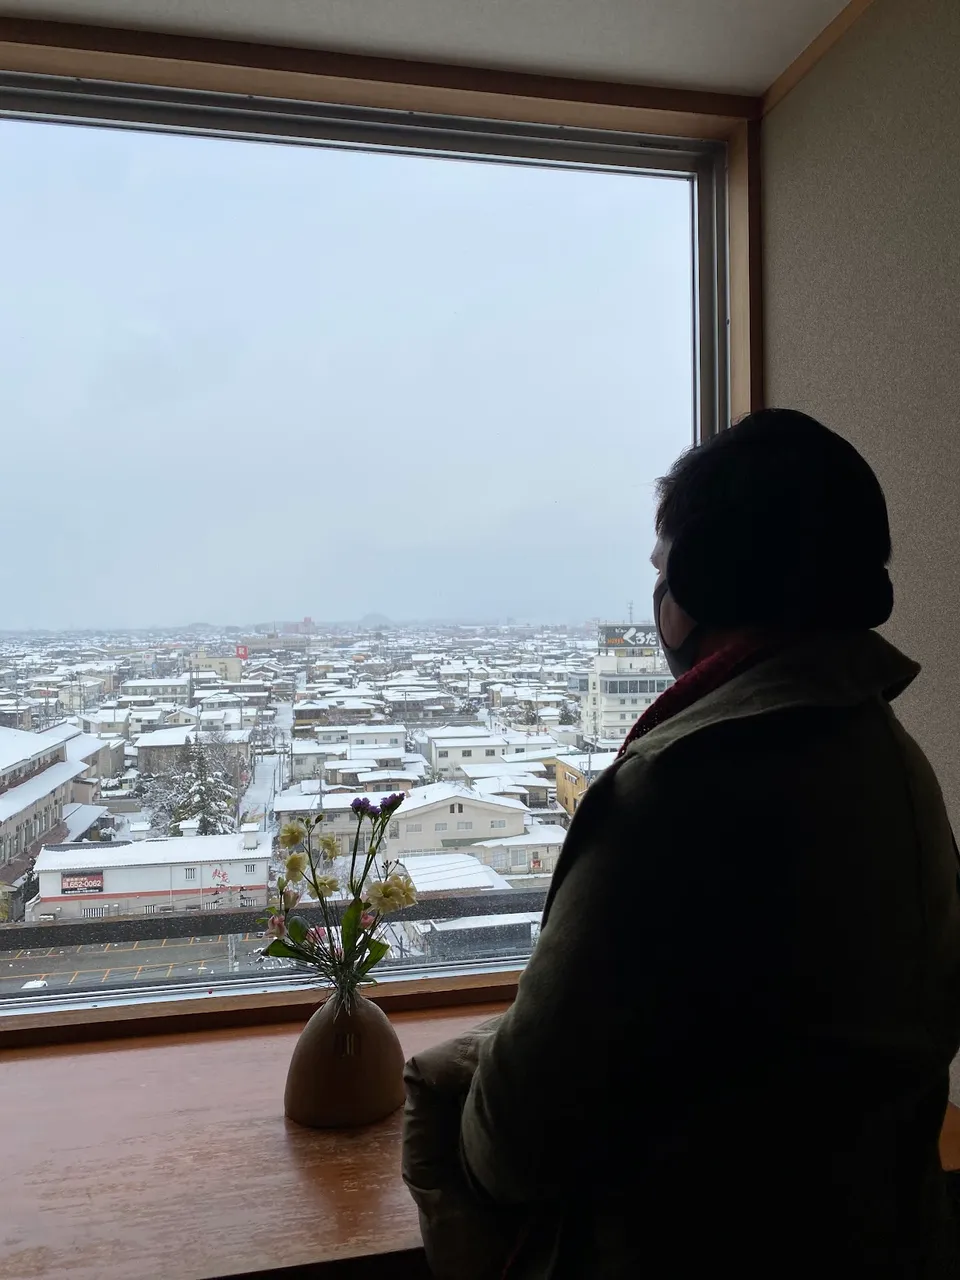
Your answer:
[261,793,416,1010]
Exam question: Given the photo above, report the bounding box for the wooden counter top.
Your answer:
[0,1004,506,1280]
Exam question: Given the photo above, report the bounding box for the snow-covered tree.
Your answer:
[141,740,237,836]
[170,740,237,835]
[141,744,193,835]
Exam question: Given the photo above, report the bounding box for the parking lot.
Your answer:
[0,933,285,997]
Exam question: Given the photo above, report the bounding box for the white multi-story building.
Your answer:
[0,727,86,871]
[581,625,675,746]
[120,676,193,702]
[345,724,405,751]
[27,827,272,921]
[273,782,527,856]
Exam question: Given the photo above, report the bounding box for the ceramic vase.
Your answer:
[284,993,406,1128]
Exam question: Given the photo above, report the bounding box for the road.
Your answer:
[241,754,279,828]
[0,933,293,997]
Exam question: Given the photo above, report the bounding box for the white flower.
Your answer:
[284,852,307,880]
[386,873,417,908]
[366,880,403,915]
[367,873,417,915]
[312,873,340,898]
[282,885,301,911]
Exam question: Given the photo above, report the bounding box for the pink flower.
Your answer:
[305,926,327,947]
[360,912,376,930]
[265,914,286,940]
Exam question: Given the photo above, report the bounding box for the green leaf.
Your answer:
[340,899,363,960]
[286,916,309,945]
[357,938,390,976]
[262,938,301,960]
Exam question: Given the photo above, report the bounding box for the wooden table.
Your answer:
[0,1004,505,1280]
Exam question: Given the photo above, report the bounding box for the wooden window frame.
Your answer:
[0,18,762,1047]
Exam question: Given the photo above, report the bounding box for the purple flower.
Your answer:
[351,796,381,819]
[380,792,404,815]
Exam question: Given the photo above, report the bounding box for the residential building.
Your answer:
[470,824,568,875]
[27,827,272,921]
[120,675,193,701]
[38,724,126,785]
[82,708,132,739]
[290,740,348,783]
[0,726,85,874]
[385,782,527,853]
[292,698,383,735]
[272,781,527,856]
[380,851,510,897]
[0,700,35,730]
[135,728,253,776]
[469,772,554,810]
[404,912,540,962]
[345,724,405,751]
[127,706,174,737]
[188,652,243,682]
[57,677,106,712]
[427,734,510,777]
[555,751,619,816]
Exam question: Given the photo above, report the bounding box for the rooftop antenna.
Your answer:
[628,600,634,624]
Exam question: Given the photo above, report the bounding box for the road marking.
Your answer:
[101,968,111,982]
[166,964,174,977]
[68,971,79,985]
[135,965,143,979]
[133,940,139,950]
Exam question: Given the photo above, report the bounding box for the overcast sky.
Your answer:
[0,117,693,630]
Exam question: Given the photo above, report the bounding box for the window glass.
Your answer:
[0,99,695,1005]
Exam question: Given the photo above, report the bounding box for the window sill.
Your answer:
[0,968,522,1050]
[0,1002,508,1279]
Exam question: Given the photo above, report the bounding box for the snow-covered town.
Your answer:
[0,619,674,994]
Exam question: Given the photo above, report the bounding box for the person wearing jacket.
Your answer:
[403,409,960,1278]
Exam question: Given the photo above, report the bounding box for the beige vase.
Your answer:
[284,992,406,1128]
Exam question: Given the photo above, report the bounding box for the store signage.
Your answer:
[235,645,249,660]
[599,625,658,649]
[61,871,104,894]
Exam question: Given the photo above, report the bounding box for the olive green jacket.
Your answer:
[447,632,960,1277]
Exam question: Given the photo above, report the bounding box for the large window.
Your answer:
[0,76,722,1010]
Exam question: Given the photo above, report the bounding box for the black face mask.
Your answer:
[653,580,701,679]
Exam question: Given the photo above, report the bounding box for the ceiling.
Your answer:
[0,0,851,95]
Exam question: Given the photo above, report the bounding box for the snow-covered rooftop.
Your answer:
[0,760,88,823]
[134,727,252,748]
[397,852,512,893]
[346,724,405,735]
[61,802,110,842]
[479,825,568,848]
[412,912,541,933]
[400,782,528,814]
[0,726,63,774]
[35,830,273,872]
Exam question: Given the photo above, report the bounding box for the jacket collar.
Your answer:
[623,630,918,762]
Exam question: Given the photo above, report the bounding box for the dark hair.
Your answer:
[655,408,893,630]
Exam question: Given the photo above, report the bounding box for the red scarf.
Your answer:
[616,633,779,758]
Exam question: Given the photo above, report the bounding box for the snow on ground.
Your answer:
[241,754,280,831]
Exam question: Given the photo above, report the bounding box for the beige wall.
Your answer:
[763,0,960,823]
